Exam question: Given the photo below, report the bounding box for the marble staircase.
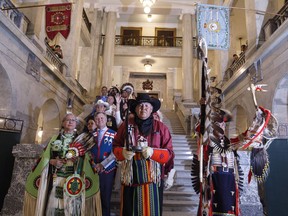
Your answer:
[111,110,199,215]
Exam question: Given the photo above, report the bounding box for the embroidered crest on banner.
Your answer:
[45,3,72,40]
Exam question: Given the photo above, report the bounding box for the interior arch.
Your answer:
[0,64,13,117]
[272,75,288,138]
[35,99,60,144]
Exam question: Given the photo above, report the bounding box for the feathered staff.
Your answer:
[190,37,211,215]
[198,38,208,183]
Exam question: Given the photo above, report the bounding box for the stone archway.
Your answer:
[272,74,288,138]
[0,64,17,210]
[35,99,61,144]
[229,105,248,137]
[264,75,288,216]
[0,64,13,117]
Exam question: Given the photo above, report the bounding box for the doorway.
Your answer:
[0,117,23,210]
[265,139,288,216]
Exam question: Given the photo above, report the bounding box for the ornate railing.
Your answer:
[0,0,29,33]
[223,52,246,83]
[262,2,288,41]
[82,9,91,33]
[273,2,288,28]
[45,43,66,74]
[114,35,182,47]
[223,2,288,84]
[0,116,23,133]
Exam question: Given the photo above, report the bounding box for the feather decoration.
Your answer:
[234,152,244,195]
[250,148,270,183]
[191,154,200,194]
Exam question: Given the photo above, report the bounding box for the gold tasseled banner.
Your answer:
[23,191,37,216]
[85,191,102,216]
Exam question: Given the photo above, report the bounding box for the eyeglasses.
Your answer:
[65,119,77,122]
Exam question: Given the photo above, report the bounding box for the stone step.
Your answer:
[172,144,195,149]
[163,211,198,216]
[163,111,198,215]
[163,199,197,207]
[174,143,195,146]
[170,182,195,191]
[111,197,198,207]
[172,143,194,147]
[174,159,193,165]
[173,148,194,152]
[173,164,192,171]
[174,155,193,159]
[173,149,193,153]
[111,202,198,216]
[172,141,195,145]
[172,138,196,142]
[171,134,193,138]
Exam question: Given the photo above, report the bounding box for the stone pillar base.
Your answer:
[1,144,43,216]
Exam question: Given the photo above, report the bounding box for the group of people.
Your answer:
[44,37,63,59]
[23,83,175,216]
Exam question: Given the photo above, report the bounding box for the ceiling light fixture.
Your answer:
[139,0,156,14]
[144,60,152,72]
[147,14,152,22]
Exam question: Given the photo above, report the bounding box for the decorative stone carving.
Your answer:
[142,79,153,91]
[26,53,41,82]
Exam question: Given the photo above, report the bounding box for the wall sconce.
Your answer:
[139,0,156,14]
[37,126,43,138]
[144,60,152,72]
[147,14,152,22]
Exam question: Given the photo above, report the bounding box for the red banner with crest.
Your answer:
[45,3,72,40]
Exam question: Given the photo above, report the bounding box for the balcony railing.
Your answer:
[82,9,91,33]
[45,43,66,74]
[262,2,288,41]
[223,2,288,85]
[0,0,29,33]
[223,52,246,84]
[114,35,182,47]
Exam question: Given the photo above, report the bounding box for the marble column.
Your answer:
[181,10,194,102]
[102,7,118,87]
[244,0,268,55]
[89,8,104,96]
[29,4,44,38]
[63,0,84,78]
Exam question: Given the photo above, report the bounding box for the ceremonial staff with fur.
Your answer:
[198,38,207,181]
[197,37,210,215]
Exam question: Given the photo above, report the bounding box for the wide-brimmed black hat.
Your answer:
[128,93,161,113]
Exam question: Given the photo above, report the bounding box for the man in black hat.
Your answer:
[113,93,174,216]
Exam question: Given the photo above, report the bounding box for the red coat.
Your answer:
[113,118,174,168]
